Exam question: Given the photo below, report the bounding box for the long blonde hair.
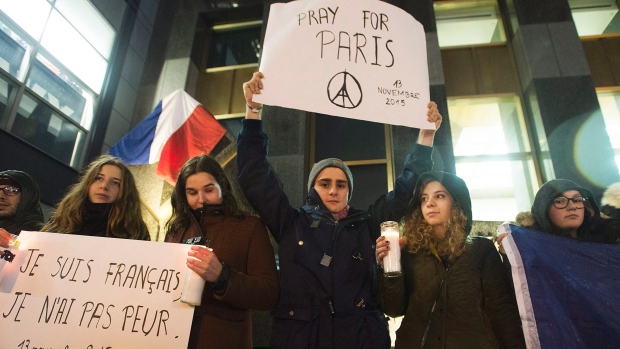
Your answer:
[402,185,470,262]
[42,155,149,240]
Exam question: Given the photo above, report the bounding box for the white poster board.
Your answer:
[0,231,194,349]
[254,0,433,129]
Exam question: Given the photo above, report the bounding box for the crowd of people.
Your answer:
[1,71,619,349]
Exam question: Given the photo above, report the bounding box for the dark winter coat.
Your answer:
[380,238,525,349]
[0,170,44,235]
[165,205,279,348]
[237,119,434,348]
[379,171,525,349]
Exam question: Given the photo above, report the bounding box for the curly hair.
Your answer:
[402,203,470,262]
[165,155,244,237]
[42,155,149,240]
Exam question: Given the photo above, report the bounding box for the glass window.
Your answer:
[207,21,262,68]
[570,0,620,36]
[0,20,31,80]
[0,73,17,121]
[0,0,51,41]
[598,90,620,174]
[11,92,86,166]
[40,10,108,92]
[0,0,115,168]
[26,54,94,128]
[448,95,538,221]
[55,0,115,60]
[435,1,506,48]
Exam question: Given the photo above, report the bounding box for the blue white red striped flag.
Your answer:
[501,223,620,349]
[109,89,226,185]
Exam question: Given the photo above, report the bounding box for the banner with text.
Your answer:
[0,231,194,349]
[254,0,432,129]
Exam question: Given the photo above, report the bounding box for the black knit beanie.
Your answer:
[408,171,473,234]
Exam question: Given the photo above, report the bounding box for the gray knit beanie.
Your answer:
[307,158,354,200]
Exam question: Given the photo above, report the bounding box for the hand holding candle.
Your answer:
[181,245,215,306]
[377,221,402,277]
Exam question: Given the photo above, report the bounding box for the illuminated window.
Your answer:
[0,0,117,167]
[448,95,539,221]
[435,1,506,48]
[598,90,620,174]
[570,0,620,36]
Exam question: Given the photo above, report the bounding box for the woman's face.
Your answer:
[548,189,585,237]
[420,181,454,238]
[88,164,122,204]
[185,172,223,210]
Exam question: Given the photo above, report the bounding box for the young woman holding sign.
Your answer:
[164,154,279,349]
[376,171,525,348]
[42,155,150,240]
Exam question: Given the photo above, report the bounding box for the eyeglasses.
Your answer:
[553,196,587,209]
[0,186,21,196]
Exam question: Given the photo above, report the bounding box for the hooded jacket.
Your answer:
[379,171,525,349]
[0,170,44,235]
[237,119,434,349]
[531,179,599,239]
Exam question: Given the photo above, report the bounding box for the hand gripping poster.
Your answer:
[253,0,433,129]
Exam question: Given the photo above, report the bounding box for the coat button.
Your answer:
[298,240,304,245]
[289,311,294,316]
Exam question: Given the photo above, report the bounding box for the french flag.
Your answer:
[501,223,620,348]
[109,89,226,185]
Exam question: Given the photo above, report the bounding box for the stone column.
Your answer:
[505,0,620,195]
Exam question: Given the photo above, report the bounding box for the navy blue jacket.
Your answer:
[237,119,433,348]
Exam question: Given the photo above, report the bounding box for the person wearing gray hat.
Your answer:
[237,72,442,348]
[376,172,525,348]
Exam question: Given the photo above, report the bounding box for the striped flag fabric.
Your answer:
[501,223,620,349]
[109,89,226,185]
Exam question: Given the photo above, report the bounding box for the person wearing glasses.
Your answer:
[530,179,603,240]
[0,170,45,247]
[498,179,606,248]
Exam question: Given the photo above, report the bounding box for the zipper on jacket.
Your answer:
[328,299,335,317]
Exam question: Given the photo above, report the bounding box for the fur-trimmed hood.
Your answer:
[601,182,620,219]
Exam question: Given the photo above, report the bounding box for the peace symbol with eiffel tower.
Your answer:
[327,71,363,109]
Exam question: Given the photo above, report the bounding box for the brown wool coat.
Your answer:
[165,206,279,348]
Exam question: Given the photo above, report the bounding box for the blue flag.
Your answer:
[502,224,620,349]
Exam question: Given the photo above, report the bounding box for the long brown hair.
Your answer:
[403,181,470,262]
[165,155,244,237]
[42,155,149,239]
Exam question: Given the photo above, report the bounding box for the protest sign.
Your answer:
[501,224,620,348]
[0,231,195,349]
[254,0,433,129]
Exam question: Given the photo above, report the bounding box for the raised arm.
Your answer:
[243,72,264,120]
[237,72,297,242]
[367,102,442,233]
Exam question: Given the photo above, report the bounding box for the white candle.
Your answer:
[180,246,211,306]
[380,221,402,276]
[180,269,206,306]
